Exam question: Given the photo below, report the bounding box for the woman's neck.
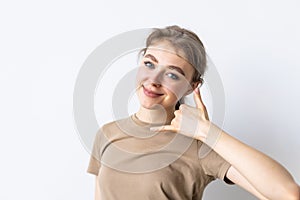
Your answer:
[135,106,175,125]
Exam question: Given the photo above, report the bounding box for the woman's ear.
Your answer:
[184,80,202,96]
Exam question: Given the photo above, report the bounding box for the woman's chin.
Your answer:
[139,101,164,110]
[140,103,160,110]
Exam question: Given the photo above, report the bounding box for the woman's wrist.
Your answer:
[197,121,223,148]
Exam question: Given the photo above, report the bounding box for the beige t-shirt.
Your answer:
[87,114,231,200]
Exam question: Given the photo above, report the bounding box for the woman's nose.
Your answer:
[149,69,164,87]
[151,82,161,87]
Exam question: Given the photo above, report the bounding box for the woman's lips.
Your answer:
[143,86,163,98]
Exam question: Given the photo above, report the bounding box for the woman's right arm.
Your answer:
[95,176,100,200]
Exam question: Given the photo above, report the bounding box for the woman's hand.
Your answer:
[150,87,211,141]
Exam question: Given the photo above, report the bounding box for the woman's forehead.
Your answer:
[147,40,185,58]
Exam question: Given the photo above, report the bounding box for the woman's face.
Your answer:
[136,42,197,110]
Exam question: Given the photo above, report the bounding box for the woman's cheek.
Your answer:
[135,67,147,86]
[165,75,192,99]
[165,82,190,100]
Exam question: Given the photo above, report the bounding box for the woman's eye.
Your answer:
[144,61,154,69]
[166,73,179,80]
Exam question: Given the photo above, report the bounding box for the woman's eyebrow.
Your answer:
[144,54,158,63]
[168,66,185,76]
[144,53,186,76]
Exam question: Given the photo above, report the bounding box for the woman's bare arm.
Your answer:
[216,130,300,199]
[226,166,269,199]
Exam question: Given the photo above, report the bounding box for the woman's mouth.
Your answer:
[143,86,164,98]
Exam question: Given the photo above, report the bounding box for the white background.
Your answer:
[1,0,299,199]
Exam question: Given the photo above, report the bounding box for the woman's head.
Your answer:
[136,25,207,110]
[142,25,207,84]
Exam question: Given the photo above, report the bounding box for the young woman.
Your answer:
[87,25,300,199]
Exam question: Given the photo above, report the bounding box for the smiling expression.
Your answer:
[136,41,198,110]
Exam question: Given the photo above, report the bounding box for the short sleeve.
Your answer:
[87,128,103,176]
[197,141,231,181]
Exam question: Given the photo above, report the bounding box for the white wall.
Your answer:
[0,0,299,199]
